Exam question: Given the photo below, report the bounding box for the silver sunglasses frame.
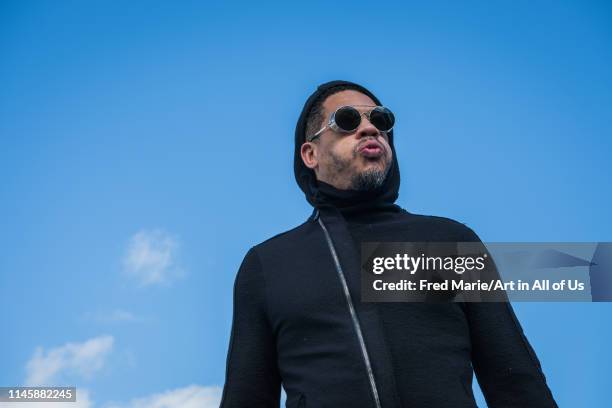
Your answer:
[307,105,394,142]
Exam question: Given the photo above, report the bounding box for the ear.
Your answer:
[300,142,318,170]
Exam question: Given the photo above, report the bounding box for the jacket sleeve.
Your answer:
[465,302,558,407]
[219,248,282,408]
[459,226,558,407]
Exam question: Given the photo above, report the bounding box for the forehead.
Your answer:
[322,90,377,113]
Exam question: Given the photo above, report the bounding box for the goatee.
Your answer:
[327,146,392,191]
[350,167,389,191]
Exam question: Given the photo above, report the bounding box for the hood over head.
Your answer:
[293,80,401,212]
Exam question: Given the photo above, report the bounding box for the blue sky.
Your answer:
[1,1,610,406]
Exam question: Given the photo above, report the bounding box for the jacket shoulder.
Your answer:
[251,218,315,253]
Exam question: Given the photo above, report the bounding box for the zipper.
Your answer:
[316,213,383,408]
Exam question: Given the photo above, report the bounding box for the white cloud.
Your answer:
[122,229,183,287]
[25,336,114,386]
[14,334,221,408]
[102,385,222,408]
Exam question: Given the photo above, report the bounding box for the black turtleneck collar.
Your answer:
[313,180,404,224]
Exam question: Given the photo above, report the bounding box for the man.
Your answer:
[219,80,558,408]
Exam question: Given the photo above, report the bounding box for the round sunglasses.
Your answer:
[307,105,395,142]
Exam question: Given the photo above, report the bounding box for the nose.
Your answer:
[355,113,381,139]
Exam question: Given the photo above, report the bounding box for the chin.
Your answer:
[350,171,385,191]
[361,160,387,173]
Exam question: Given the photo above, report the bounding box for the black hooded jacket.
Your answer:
[219,81,558,408]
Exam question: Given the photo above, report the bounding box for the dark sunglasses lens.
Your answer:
[370,107,395,132]
[334,106,361,132]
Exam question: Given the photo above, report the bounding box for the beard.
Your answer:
[328,148,392,191]
[350,167,390,191]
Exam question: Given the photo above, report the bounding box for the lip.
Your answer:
[357,139,385,158]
